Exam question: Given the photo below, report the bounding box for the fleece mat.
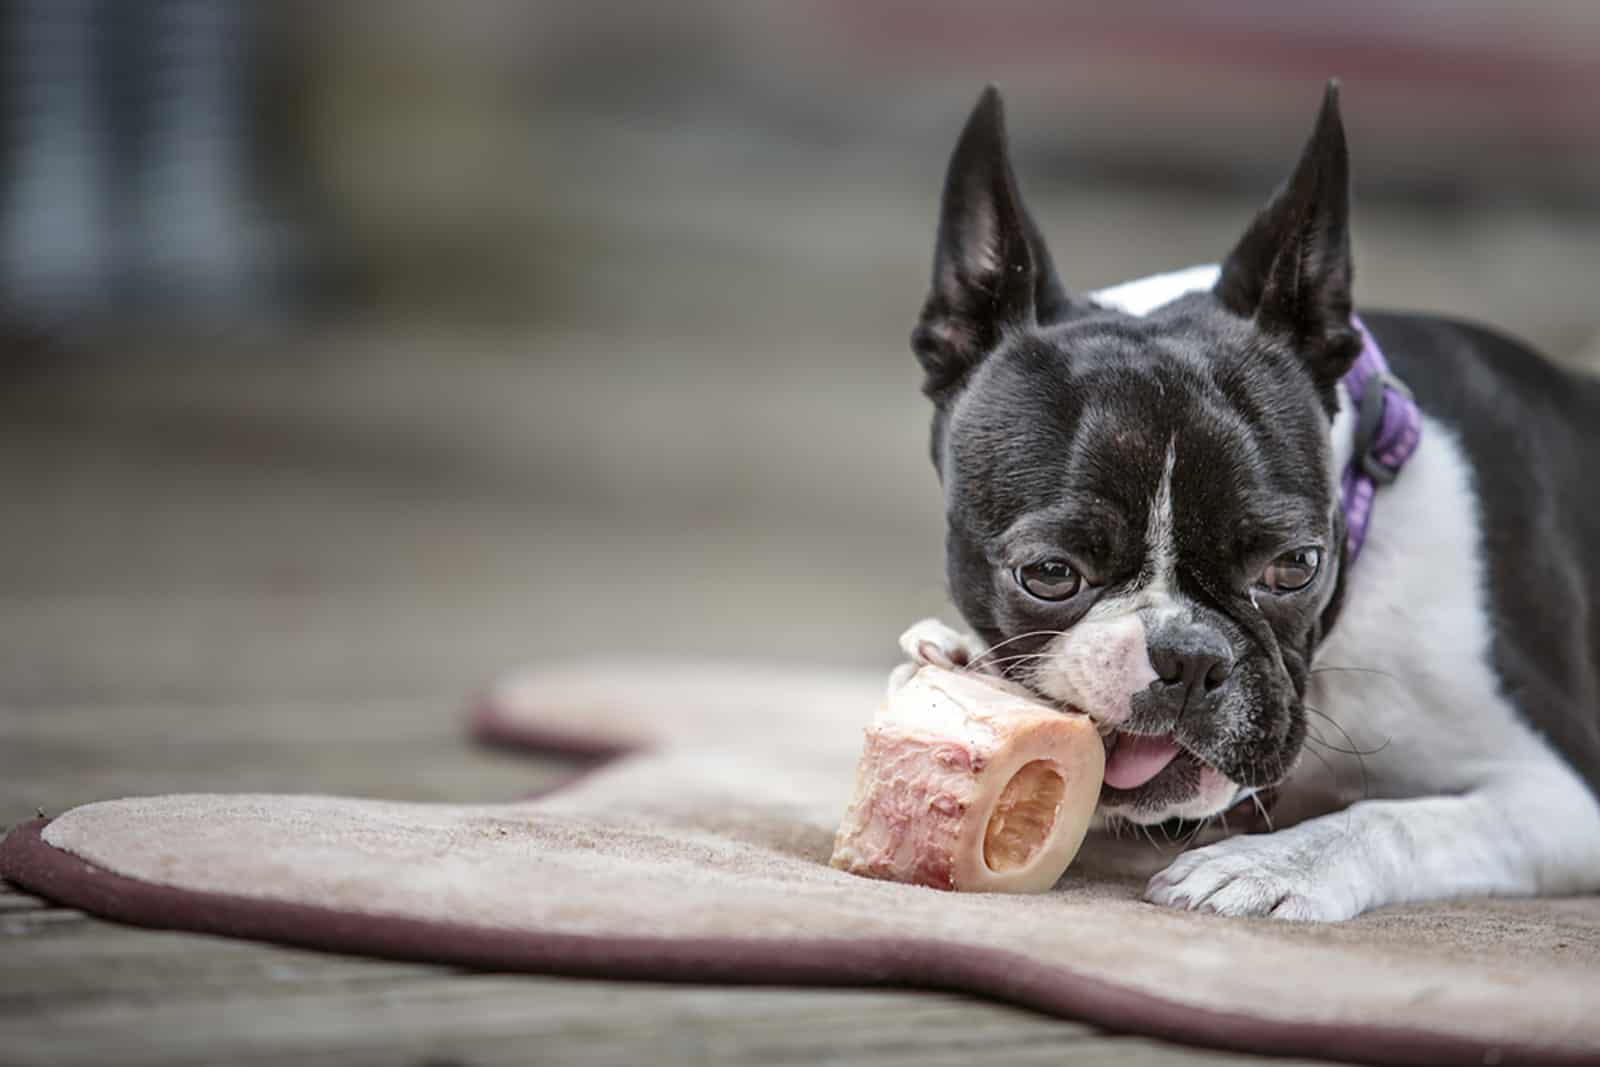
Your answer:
[3,661,1598,1066]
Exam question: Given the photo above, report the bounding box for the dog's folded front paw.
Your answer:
[1144,834,1362,922]
[887,619,991,698]
[897,618,986,671]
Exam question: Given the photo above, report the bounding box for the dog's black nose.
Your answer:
[1148,626,1233,718]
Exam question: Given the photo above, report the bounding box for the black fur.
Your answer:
[1215,86,1361,414]
[911,85,1078,401]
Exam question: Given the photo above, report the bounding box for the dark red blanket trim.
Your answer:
[465,692,641,761]
[2,818,1586,1066]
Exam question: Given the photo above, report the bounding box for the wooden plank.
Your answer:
[0,698,576,830]
[0,910,1333,1067]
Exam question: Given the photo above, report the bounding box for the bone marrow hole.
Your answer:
[983,760,1066,872]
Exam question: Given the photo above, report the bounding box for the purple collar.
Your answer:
[1340,316,1422,563]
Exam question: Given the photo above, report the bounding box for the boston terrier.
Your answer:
[894,82,1600,920]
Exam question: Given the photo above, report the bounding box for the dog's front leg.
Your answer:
[1145,771,1600,921]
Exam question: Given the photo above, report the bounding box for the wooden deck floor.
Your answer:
[0,329,1347,1066]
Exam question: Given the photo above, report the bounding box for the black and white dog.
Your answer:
[895,82,1600,920]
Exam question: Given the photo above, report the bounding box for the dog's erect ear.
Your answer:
[911,87,1069,400]
[1216,82,1359,390]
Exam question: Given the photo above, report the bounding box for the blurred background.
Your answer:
[4,1,1600,814]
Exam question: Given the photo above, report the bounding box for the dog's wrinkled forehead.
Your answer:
[941,305,1334,573]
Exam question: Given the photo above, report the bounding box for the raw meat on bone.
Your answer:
[830,665,1105,893]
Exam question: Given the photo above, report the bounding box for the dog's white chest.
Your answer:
[1290,408,1565,817]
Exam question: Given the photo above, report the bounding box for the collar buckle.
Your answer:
[1352,370,1413,487]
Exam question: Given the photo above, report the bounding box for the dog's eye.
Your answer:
[1259,547,1321,593]
[1015,559,1082,602]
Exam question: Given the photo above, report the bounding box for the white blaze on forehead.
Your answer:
[1145,440,1178,594]
[1026,440,1181,725]
[1022,264,1220,732]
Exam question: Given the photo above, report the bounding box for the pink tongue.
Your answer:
[1104,734,1182,790]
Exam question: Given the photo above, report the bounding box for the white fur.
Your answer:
[1131,441,1190,633]
[898,617,983,671]
[906,266,1600,920]
[1031,608,1157,725]
[1158,766,1242,823]
[889,618,986,698]
[1144,441,1178,594]
[1090,264,1221,317]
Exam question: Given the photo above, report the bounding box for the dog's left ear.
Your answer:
[1216,82,1359,392]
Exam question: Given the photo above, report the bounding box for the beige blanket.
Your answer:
[3,661,1596,1065]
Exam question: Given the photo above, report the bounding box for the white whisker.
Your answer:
[1250,790,1275,833]
[968,629,1068,669]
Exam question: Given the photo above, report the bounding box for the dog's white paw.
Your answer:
[897,618,986,671]
[1144,832,1362,922]
[887,619,991,699]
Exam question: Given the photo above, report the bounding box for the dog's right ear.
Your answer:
[911,87,1068,401]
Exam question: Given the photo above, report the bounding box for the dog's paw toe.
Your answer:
[1144,836,1358,922]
